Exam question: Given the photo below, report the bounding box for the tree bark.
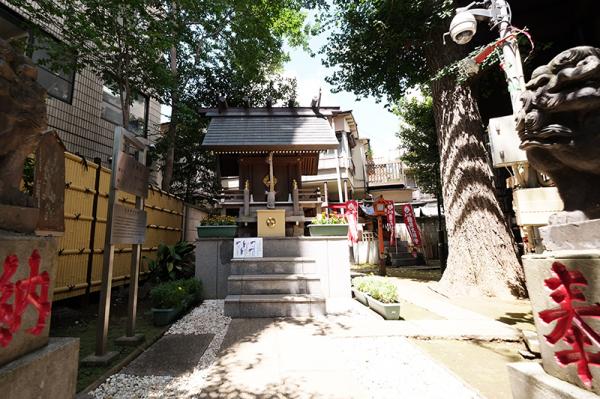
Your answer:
[427,40,526,298]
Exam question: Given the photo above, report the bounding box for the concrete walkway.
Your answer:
[91,300,491,398]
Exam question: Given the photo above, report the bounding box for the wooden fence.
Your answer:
[54,152,184,300]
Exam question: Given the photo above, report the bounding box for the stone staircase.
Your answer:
[224,257,326,318]
[386,241,418,267]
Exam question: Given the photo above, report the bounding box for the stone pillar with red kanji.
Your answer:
[508,46,600,399]
[0,38,78,399]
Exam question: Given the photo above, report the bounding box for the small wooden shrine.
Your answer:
[201,102,340,235]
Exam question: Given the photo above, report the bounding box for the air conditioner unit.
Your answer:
[513,187,564,226]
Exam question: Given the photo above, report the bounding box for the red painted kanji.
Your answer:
[539,261,600,387]
[0,250,51,347]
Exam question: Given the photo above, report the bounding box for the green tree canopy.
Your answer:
[394,92,440,197]
[320,0,525,298]
[321,0,454,104]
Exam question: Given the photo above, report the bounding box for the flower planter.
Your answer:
[352,288,369,306]
[197,225,237,238]
[152,307,181,326]
[367,295,401,320]
[308,224,349,237]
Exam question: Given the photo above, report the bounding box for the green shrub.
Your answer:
[146,241,195,282]
[310,212,347,225]
[150,280,188,309]
[150,278,203,309]
[199,215,237,226]
[353,276,398,304]
[182,278,203,304]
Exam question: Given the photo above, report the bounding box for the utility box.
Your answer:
[513,187,564,226]
[488,115,528,167]
[256,209,286,237]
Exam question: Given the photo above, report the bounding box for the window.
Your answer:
[30,35,75,103]
[101,85,149,137]
[0,7,75,103]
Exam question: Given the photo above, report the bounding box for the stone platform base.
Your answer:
[508,362,599,399]
[0,337,79,399]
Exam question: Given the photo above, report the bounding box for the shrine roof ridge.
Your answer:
[198,106,342,118]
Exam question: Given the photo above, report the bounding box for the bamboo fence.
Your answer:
[54,152,184,300]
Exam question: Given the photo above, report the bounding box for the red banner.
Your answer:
[385,201,396,245]
[401,204,422,247]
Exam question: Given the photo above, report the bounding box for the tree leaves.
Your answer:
[394,91,441,196]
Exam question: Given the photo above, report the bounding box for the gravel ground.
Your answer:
[91,300,231,399]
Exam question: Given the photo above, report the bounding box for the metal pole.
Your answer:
[125,147,146,338]
[334,148,343,203]
[495,0,526,114]
[95,127,122,357]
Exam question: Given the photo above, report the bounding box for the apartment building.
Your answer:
[0,2,161,162]
[302,110,370,202]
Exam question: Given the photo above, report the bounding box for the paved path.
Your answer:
[91,300,485,399]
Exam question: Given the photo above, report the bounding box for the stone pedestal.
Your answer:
[0,232,58,367]
[523,250,600,394]
[508,362,599,399]
[0,337,79,399]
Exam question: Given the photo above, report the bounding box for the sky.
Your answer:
[283,31,401,162]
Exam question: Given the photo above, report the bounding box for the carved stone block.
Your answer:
[0,232,57,367]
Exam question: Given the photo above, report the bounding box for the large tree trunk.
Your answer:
[427,41,526,298]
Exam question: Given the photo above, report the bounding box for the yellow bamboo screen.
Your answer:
[54,152,184,300]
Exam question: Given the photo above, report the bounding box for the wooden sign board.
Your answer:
[233,238,263,258]
[110,204,147,244]
[115,151,149,198]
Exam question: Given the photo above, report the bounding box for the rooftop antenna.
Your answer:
[217,95,228,113]
[242,96,251,108]
[317,87,322,108]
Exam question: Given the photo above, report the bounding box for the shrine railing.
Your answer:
[218,185,323,217]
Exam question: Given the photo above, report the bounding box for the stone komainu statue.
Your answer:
[0,38,48,207]
[516,46,600,220]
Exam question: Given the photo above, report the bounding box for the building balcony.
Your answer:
[367,162,406,187]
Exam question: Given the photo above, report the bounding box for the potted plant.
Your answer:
[197,215,237,238]
[351,276,371,306]
[150,280,189,326]
[367,279,401,320]
[308,212,349,236]
[352,276,401,320]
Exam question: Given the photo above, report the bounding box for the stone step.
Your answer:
[390,257,419,267]
[390,252,413,259]
[227,274,322,295]
[224,294,326,318]
[230,257,317,275]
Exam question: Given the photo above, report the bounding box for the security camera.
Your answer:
[449,11,478,44]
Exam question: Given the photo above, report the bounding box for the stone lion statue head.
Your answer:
[0,38,47,206]
[516,46,600,220]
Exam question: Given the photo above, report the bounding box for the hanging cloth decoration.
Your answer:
[326,201,360,245]
[345,200,359,245]
[401,204,422,247]
[385,200,396,246]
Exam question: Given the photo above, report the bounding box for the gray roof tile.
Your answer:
[202,116,338,151]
